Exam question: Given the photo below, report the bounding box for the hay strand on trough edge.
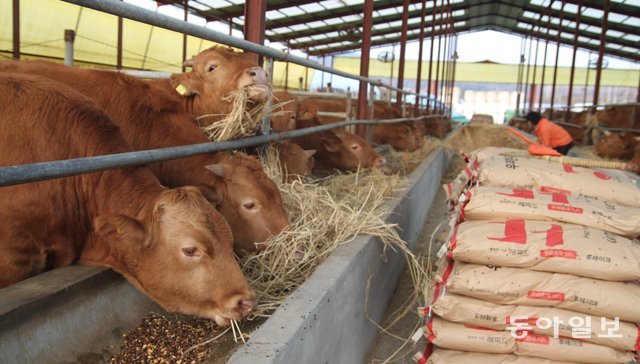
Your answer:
[199,87,272,141]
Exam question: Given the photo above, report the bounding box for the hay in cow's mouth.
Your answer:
[199,86,272,142]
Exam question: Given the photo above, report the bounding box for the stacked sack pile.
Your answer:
[415,147,640,364]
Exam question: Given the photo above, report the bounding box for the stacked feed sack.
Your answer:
[415,148,640,364]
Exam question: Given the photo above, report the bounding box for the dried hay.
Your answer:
[447,124,528,154]
[199,87,272,142]
[383,137,444,175]
[242,145,412,316]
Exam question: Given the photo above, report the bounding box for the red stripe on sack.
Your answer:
[540,249,577,259]
[635,324,640,351]
[498,189,535,199]
[426,319,436,343]
[431,283,444,305]
[540,186,572,195]
[489,219,527,244]
[464,166,472,179]
[421,343,433,363]
[506,316,539,326]
[548,204,583,214]
[527,291,565,301]
[517,334,550,345]
[446,225,460,259]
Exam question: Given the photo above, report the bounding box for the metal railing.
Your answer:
[1,0,448,187]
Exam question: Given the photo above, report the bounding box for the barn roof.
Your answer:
[163,0,640,62]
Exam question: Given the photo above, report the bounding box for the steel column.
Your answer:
[117,12,123,69]
[243,0,267,65]
[396,0,410,109]
[549,1,565,120]
[530,37,540,108]
[592,0,610,107]
[434,0,443,113]
[12,0,20,60]
[414,0,428,115]
[516,37,526,116]
[566,0,582,121]
[182,0,188,72]
[64,29,76,66]
[523,36,533,112]
[426,0,436,111]
[357,0,374,137]
[583,51,592,105]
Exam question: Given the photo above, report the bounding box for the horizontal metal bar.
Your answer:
[0,115,442,187]
[551,119,640,134]
[61,0,430,98]
[282,90,352,99]
[117,70,171,79]
[317,112,348,117]
[545,102,640,110]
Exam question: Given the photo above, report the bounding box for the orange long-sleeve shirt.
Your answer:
[535,118,573,148]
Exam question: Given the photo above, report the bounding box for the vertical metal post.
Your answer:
[229,17,233,35]
[440,0,450,113]
[593,0,610,107]
[357,0,374,137]
[523,36,533,112]
[117,11,123,69]
[261,57,274,135]
[181,0,188,72]
[566,0,582,121]
[396,0,410,109]
[12,0,20,60]
[515,36,526,116]
[243,0,266,65]
[414,0,427,115]
[583,51,592,106]
[538,1,553,112]
[64,29,76,66]
[304,53,310,90]
[530,37,540,108]
[427,0,436,111]
[635,74,640,127]
[434,0,443,113]
[367,84,375,144]
[284,42,290,91]
[321,55,326,91]
[450,38,458,117]
[550,1,565,120]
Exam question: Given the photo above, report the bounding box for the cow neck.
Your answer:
[88,167,164,220]
[152,79,198,118]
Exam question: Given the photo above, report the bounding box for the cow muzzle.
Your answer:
[241,67,271,103]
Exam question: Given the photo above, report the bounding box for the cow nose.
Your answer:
[246,67,268,86]
[374,156,386,167]
[229,292,257,317]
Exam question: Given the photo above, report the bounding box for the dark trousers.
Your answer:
[554,142,573,155]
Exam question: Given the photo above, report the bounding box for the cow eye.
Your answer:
[243,202,256,210]
[208,65,218,72]
[351,144,360,150]
[181,246,199,257]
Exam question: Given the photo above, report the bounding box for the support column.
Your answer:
[523,36,533,112]
[414,0,428,115]
[396,0,410,109]
[593,0,610,107]
[426,0,436,111]
[434,0,443,113]
[243,0,266,65]
[357,0,374,138]
[550,1,565,120]
[566,0,582,121]
[117,13,123,69]
[182,0,188,72]
[13,0,20,60]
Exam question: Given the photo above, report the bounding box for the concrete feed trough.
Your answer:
[0,147,450,364]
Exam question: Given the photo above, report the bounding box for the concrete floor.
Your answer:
[366,178,451,364]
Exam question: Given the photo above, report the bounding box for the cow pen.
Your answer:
[1,0,640,364]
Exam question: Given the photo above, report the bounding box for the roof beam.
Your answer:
[265,0,423,30]
[562,0,638,18]
[201,0,319,19]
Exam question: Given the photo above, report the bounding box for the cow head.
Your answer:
[84,187,255,326]
[373,122,422,152]
[277,141,316,182]
[203,153,289,253]
[297,106,384,171]
[170,46,271,121]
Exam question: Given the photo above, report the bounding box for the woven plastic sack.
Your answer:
[431,293,639,351]
[422,348,583,364]
[424,317,634,363]
[448,219,640,281]
[476,155,640,207]
[462,186,640,238]
[435,261,640,322]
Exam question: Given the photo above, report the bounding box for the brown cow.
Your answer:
[594,132,639,160]
[0,50,288,253]
[294,105,385,172]
[271,91,298,131]
[0,73,254,325]
[595,106,634,129]
[275,141,316,182]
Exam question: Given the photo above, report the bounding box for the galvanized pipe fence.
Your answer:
[1,0,450,187]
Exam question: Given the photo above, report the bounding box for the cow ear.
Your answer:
[304,149,316,158]
[321,138,340,153]
[194,184,224,207]
[169,73,203,96]
[205,164,225,178]
[93,214,151,251]
[183,58,194,68]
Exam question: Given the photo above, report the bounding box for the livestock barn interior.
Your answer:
[0,0,640,363]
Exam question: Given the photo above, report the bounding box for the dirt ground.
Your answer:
[366,185,452,364]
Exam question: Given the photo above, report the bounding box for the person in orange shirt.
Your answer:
[525,111,574,155]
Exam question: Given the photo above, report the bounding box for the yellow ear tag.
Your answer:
[116,227,123,234]
[175,83,188,96]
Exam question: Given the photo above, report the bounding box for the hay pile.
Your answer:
[384,137,444,175]
[242,146,412,315]
[200,87,272,141]
[447,124,528,154]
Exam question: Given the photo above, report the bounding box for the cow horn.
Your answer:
[205,164,225,178]
[304,149,317,158]
[183,58,195,68]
